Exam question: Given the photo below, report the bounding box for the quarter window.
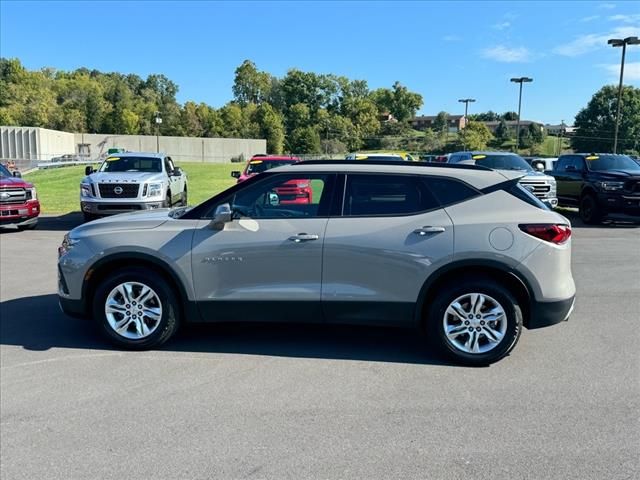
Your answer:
[425,177,480,206]
[343,174,439,216]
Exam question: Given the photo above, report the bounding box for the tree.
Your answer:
[256,104,285,154]
[288,126,321,153]
[572,85,640,153]
[502,111,518,121]
[469,111,500,122]
[495,119,511,143]
[458,121,493,150]
[232,60,272,105]
[433,111,449,136]
[370,81,422,123]
[423,128,443,152]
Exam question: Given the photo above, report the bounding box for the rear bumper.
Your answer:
[528,295,575,329]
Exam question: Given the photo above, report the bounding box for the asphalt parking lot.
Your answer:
[1,212,639,480]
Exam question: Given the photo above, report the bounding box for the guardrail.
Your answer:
[37,160,100,169]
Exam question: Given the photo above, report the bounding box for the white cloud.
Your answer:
[598,2,616,9]
[600,62,640,81]
[608,13,640,22]
[580,15,600,22]
[481,45,531,63]
[553,26,640,56]
[442,35,462,42]
[492,21,511,30]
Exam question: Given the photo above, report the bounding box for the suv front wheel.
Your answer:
[427,278,522,366]
[93,267,180,349]
[580,194,603,225]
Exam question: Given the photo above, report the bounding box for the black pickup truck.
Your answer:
[550,153,640,224]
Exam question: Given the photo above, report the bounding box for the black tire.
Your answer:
[164,191,172,208]
[580,194,603,224]
[92,267,180,350]
[426,277,523,366]
[182,186,188,206]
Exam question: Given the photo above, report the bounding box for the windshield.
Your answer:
[472,154,533,171]
[246,160,296,175]
[586,155,640,172]
[99,156,162,173]
[0,164,11,177]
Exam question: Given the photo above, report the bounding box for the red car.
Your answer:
[0,163,40,230]
[231,156,313,204]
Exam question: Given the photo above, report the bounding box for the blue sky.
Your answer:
[1,0,638,124]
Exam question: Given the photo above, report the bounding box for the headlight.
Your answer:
[58,233,80,257]
[80,183,92,197]
[597,181,624,191]
[27,187,37,200]
[147,182,163,197]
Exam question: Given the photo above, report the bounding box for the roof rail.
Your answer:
[295,159,493,171]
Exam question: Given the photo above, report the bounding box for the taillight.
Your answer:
[519,224,571,244]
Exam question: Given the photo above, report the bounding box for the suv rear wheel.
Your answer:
[427,278,522,366]
[93,267,180,349]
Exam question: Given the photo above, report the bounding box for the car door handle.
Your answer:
[288,233,319,242]
[413,226,446,236]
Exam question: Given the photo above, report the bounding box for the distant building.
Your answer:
[545,124,576,136]
[482,120,544,135]
[410,115,466,132]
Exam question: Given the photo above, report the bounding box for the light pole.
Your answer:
[510,77,533,151]
[154,111,162,153]
[608,36,639,153]
[458,98,475,150]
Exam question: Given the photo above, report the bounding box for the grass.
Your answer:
[25,162,241,214]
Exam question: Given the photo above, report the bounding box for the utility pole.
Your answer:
[510,77,533,151]
[608,36,639,153]
[458,98,476,150]
[154,111,162,153]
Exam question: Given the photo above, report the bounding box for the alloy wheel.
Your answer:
[104,282,163,340]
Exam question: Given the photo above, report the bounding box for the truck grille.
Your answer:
[98,183,139,199]
[520,181,551,199]
[0,188,27,204]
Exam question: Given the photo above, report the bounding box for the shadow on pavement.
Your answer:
[0,294,457,366]
[36,212,85,232]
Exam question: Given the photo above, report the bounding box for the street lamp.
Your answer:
[608,36,639,153]
[458,98,476,150]
[510,77,533,150]
[154,111,163,153]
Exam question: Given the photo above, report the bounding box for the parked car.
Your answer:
[51,154,81,163]
[0,163,40,229]
[550,153,640,224]
[345,153,406,161]
[231,156,312,204]
[80,152,188,222]
[58,160,575,366]
[448,151,558,208]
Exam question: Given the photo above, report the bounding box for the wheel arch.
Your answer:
[415,260,533,329]
[83,252,198,322]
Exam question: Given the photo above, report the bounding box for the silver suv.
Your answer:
[448,151,558,208]
[59,160,575,365]
[80,152,188,222]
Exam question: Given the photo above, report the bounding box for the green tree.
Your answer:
[495,119,511,142]
[256,103,285,154]
[423,128,443,152]
[433,111,449,137]
[469,111,500,121]
[288,126,321,153]
[370,81,422,122]
[572,85,640,153]
[502,111,518,121]
[459,121,493,150]
[232,60,272,105]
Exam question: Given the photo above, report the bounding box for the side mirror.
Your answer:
[171,167,182,176]
[12,170,21,178]
[534,162,545,172]
[231,171,241,179]
[85,166,94,176]
[210,203,232,230]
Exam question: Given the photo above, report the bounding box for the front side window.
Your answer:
[99,156,162,173]
[343,174,439,216]
[226,173,332,219]
[245,160,296,175]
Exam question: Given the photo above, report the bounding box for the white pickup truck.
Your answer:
[80,152,188,222]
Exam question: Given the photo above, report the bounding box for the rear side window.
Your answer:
[425,178,480,206]
[344,174,439,216]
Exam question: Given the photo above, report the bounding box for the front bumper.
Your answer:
[528,295,575,329]
[0,201,40,227]
[81,200,164,215]
[596,193,640,217]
